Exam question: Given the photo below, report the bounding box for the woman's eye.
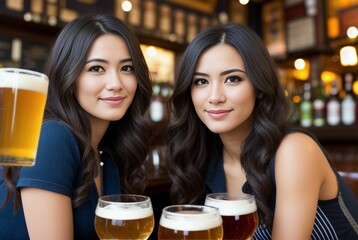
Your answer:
[88,66,104,72]
[193,78,208,85]
[122,65,134,72]
[225,76,242,83]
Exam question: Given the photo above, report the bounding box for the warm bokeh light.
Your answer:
[293,58,309,81]
[294,58,305,70]
[122,0,132,12]
[347,26,358,39]
[353,80,358,95]
[340,46,358,66]
[292,95,301,104]
[239,0,249,5]
[321,71,339,84]
[146,46,157,57]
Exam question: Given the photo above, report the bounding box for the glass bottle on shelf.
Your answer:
[299,83,313,127]
[312,79,326,127]
[341,73,356,125]
[326,80,341,126]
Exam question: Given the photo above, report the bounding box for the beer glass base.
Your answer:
[0,156,35,167]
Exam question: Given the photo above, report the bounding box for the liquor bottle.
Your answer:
[326,80,341,126]
[299,83,313,127]
[341,73,356,125]
[312,80,326,127]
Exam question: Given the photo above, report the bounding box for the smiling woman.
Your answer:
[0,14,153,239]
[167,23,358,240]
[75,34,138,123]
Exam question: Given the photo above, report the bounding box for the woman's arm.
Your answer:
[271,132,337,240]
[21,188,74,240]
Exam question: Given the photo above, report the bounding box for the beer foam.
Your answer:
[159,210,222,231]
[95,204,153,220]
[205,198,257,216]
[0,68,48,95]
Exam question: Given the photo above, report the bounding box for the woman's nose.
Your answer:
[106,71,123,91]
[209,83,226,104]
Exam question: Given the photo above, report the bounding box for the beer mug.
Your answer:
[0,68,48,166]
[158,205,223,240]
[205,193,259,240]
[94,194,154,240]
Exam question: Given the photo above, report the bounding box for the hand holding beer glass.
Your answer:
[0,68,48,166]
[94,194,154,240]
[158,205,223,240]
[205,193,259,240]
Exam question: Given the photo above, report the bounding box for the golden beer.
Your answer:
[94,194,154,240]
[0,68,48,166]
[205,193,259,240]
[158,205,223,240]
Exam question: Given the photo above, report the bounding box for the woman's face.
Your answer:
[191,43,256,135]
[75,34,137,127]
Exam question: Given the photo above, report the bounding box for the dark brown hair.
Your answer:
[2,14,152,210]
[167,23,289,229]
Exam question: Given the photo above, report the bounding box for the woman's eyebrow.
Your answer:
[193,68,246,77]
[220,68,246,75]
[85,57,133,64]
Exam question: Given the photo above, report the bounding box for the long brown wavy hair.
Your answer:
[167,24,289,229]
[2,14,152,211]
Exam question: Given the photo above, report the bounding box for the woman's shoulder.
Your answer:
[279,128,320,152]
[274,128,329,183]
[42,120,75,138]
[40,120,79,151]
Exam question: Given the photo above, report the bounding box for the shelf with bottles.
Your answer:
[287,71,358,142]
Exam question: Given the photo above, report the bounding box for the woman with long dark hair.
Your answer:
[167,24,358,239]
[0,14,152,239]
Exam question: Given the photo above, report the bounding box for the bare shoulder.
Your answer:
[275,132,327,180]
[276,132,322,161]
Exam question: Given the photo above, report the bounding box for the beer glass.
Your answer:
[158,205,223,240]
[94,194,154,240]
[205,193,258,240]
[0,68,48,166]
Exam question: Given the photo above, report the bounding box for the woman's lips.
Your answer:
[100,96,125,105]
[206,109,231,119]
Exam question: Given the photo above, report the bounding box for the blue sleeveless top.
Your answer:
[205,131,358,239]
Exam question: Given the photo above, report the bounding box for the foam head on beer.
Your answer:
[205,193,257,216]
[205,193,259,240]
[158,205,223,240]
[0,68,48,166]
[95,203,153,220]
[94,194,154,240]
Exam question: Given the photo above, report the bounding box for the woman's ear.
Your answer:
[257,92,263,99]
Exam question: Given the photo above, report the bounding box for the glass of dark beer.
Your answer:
[205,193,258,240]
[94,194,154,240]
[158,204,223,240]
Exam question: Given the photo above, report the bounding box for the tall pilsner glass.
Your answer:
[95,194,154,240]
[205,193,259,240]
[158,204,223,240]
[0,68,48,166]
